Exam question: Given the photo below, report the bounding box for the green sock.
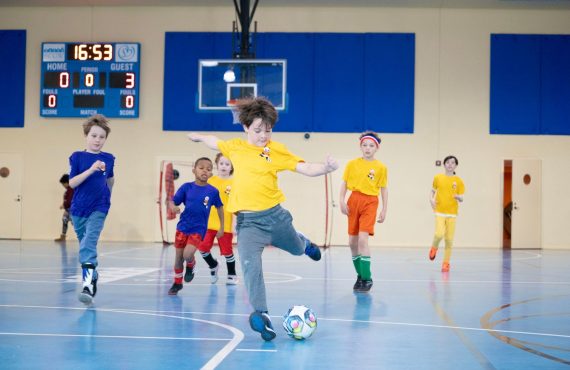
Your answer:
[352,255,361,276]
[360,256,371,280]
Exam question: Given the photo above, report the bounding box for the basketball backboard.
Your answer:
[198,59,286,110]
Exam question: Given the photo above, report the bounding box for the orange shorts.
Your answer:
[174,230,202,249]
[347,191,379,236]
[198,229,234,256]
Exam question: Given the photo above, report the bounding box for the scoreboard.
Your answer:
[40,42,140,118]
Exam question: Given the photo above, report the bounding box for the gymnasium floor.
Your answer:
[0,240,569,370]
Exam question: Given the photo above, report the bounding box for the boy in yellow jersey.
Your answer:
[198,153,238,285]
[339,132,388,292]
[188,96,338,341]
[428,155,465,272]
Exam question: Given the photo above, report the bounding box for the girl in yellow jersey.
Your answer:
[198,153,238,285]
[339,132,388,292]
[188,97,339,341]
[428,155,465,272]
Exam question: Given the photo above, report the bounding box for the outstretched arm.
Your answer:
[296,155,339,177]
[188,133,220,150]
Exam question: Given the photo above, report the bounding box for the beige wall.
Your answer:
[1,6,569,248]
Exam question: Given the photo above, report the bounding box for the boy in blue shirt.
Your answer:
[167,157,224,295]
[68,115,115,305]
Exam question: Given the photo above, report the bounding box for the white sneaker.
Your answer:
[226,275,238,285]
[210,264,219,284]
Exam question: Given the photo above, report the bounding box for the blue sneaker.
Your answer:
[249,311,276,341]
[298,232,321,261]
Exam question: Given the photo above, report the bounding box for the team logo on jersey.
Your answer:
[367,169,375,180]
[203,196,210,207]
[225,185,231,195]
[259,146,271,162]
[452,182,457,190]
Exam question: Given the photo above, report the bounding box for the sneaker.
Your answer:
[78,286,95,305]
[226,275,238,285]
[249,311,276,341]
[441,262,450,272]
[79,264,96,304]
[429,247,437,261]
[54,234,66,242]
[184,266,194,283]
[353,276,363,290]
[168,283,183,295]
[210,264,219,284]
[358,279,373,292]
[298,232,321,261]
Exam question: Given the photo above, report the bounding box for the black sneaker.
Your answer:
[168,283,183,295]
[249,311,276,341]
[184,266,194,283]
[358,279,373,292]
[353,276,363,290]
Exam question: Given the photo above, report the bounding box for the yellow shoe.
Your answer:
[429,247,437,261]
[441,262,450,272]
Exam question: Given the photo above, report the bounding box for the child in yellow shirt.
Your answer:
[339,132,388,292]
[189,96,338,341]
[198,153,238,285]
[428,155,465,272]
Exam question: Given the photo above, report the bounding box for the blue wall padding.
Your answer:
[491,34,570,135]
[0,30,26,128]
[163,32,415,133]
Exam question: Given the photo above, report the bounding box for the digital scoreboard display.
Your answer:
[40,42,140,118]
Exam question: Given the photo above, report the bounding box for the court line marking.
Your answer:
[2,304,566,340]
[0,332,228,341]
[0,304,244,370]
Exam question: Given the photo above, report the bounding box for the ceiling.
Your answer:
[1,0,570,9]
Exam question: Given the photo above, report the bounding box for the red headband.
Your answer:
[360,135,379,147]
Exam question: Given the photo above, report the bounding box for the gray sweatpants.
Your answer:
[236,205,306,312]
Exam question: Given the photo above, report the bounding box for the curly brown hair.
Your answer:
[234,96,278,128]
[83,114,111,137]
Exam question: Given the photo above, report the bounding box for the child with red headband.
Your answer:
[339,131,388,292]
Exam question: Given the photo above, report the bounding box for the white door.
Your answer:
[0,154,22,239]
[511,159,541,249]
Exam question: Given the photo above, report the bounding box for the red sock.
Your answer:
[174,267,183,284]
[186,258,196,271]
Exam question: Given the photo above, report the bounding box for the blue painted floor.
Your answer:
[1,240,569,369]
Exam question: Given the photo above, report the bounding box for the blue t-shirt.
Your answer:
[173,182,222,237]
[69,151,115,217]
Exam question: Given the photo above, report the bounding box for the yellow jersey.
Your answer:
[206,175,233,232]
[342,157,388,196]
[217,138,303,213]
[433,174,465,216]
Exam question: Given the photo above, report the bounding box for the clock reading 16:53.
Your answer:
[40,42,140,118]
[67,43,113,61]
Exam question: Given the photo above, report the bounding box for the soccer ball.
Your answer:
[282,305,317,340]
